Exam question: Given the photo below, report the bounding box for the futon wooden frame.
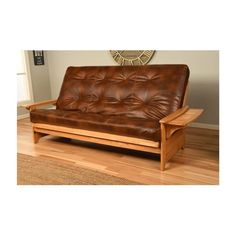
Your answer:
[23,94,203,171]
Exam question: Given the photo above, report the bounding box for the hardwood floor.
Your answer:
[17,118,219,185]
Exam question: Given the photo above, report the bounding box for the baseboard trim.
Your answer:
[17,113,29,120]
[189,122,219,130]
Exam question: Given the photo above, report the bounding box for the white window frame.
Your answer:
[17,51,34,106]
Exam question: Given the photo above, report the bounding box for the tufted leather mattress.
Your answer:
[30,65,189,142]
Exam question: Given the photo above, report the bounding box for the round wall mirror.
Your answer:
[110,50,155,66]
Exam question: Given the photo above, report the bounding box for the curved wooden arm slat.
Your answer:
[160,108,203,139]
[167,109,203,126]
[160,106,189,124]
[21,99,57,111]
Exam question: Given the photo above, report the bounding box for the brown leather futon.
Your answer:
[24,65,203,170]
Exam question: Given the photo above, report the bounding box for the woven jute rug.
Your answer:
[17,153,140,185]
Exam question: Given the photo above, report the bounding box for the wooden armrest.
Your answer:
[21,99,57,111]
[160,106,203,127]
[167,109,203,126]
[160,106,189,124]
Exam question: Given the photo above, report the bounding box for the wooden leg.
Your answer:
[33,130,48,143]
[160,124,185,171]
[160,123,167,171]
[160,145,167,171]
[181,128,186,149]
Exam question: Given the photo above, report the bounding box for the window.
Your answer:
[17,51,33,105]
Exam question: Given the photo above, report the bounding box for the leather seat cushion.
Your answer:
[30,109,161,142]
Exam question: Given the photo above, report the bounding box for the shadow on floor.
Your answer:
[49,136,161,161]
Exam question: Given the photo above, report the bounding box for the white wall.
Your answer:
[28,51,52,103]
[154,51,219,126]
[46,50,219,125]
[17,51,52,117]
[47,51,116,99]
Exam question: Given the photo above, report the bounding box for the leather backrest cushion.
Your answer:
[56,65,189,120]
